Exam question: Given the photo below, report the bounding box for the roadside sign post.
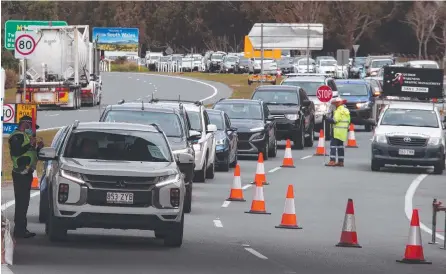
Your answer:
[1,68,5,186]
[353,45,359,58]
[317,85,333,165]
[337,49,350,79]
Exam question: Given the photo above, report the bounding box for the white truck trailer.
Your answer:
[16,25,102,109]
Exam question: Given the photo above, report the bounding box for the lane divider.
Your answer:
[221,201,231,208]
[213,218,223,228]
[242,184,252,190]
[268,167,281,173]
[300,155,313,160]
[244,246,268,260]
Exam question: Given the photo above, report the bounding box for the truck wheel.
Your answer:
[164,213,184,247]
[433,158,445,175]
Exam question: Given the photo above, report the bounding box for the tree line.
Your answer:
[1,1,446,70]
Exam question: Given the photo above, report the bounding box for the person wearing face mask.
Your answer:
[8,115,44,238]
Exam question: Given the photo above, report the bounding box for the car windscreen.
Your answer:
[281,81,323,96]
[103,111,183,137]
[211,54,224,60]
[336,83,369,96]
[371,60,392,68]
[298,59,314,65]
[320,60,337,66]
[63,130,172,162]
[354,57,366,66]
[278,58,293,65]
[214,103,263,120]
[252,90,299,105]
[187,111,202,132]
[208,112,224,130]
[381,109,439,128]
[239,58,250,65]
[226,57,238,62]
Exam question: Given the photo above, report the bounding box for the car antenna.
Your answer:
[141,98,144,110]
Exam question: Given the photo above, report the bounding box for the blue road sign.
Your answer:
[92,27,139,52]
[3,123,18,135]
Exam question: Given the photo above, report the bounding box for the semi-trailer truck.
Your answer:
[15,25,102,109]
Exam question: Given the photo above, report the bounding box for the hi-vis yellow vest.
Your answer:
[9,130,38,172]
[333,105,351,142]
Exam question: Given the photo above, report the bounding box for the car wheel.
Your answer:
[263,142,269,160]
[294,126,305,150]
[364,124,373,132]
[433,159,445,175]
[184,184,192,214]
[304,123,314,147]
[371,159,382,172]
[46,198,68,242]
[268,138,277,158]
[155,231,165,239]
[220,158,230,172]
[194,158,206,183]
[163,213,184,247]
[39,189,48,223]
[206,159,215,179]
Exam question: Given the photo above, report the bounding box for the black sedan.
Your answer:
[207,109,238,171]
[213,99,277,160]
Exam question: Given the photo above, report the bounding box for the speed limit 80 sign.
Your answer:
[14,31,39,59]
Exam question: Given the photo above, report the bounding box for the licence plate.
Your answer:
[398,149,415,156]
[35,93,54,102]
[106,192,134,204]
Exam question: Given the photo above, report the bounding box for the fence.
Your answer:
[157,61,183,73]
[100,59,112,72]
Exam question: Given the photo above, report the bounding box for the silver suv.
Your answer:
[149,99,217,182]
[38,121,194,247]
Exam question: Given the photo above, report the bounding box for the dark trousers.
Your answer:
[330,138,345,163]
[12,171,33,234]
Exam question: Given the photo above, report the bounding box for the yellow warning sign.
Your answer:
[15,104,37,123]
[244,36,281,59]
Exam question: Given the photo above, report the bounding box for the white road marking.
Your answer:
[221,201,231,208]
[136,79,140,81]
[244,247,268,260]
[45,114,59,117]
[301,155,313,160]
[213,219,223,228]
[78,110,88,112]
[2,191,40,210]
[242,184,252,190]
[268,167,281,173]
[144,81,146,83]
[2,265,14,274]
[405,174,444,241]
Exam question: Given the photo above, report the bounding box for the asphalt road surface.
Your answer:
[2,73,445,274]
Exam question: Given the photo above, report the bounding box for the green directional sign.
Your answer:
[4,20,68,50]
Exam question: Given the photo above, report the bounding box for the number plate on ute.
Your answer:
[106,192,134,204]
[398,149,415,156]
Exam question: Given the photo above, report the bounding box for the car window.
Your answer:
[252,89,299,104]
[214,103,263,120]
[282,80,324,96]
[371,59,393,68]
[336,83,369,96]
[381,109,439,128]
[63,130,172,162]
[188,111,203,132]
[208,112,224,130]
[226,57,238,62]
[102,110,183,137]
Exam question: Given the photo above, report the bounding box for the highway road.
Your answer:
[2,73,445,274]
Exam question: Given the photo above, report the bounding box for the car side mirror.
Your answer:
[227,127,237,132]
[188,130,201,141]
[302,100,312,107]
[207,124,217,133]
[38,147,57,161]
[175,153,194,164]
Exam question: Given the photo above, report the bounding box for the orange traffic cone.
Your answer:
[396,209,432,264]
[314,129,327,156]
[281,139,295,168]
[226,164,245,202]
[336,198,362,248]
[275,185,302,229]
[245,180,271,215]
[346,124,358,148]
[251,152,268,185]
[31,170,39,190]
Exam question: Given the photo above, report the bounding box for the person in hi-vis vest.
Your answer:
[9,115,44,238]
[323,98,351,167]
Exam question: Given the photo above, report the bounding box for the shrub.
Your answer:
[111,62,148,72]
[5,69,18,89]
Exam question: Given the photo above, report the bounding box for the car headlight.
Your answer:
[250,127,264,132]
[60,169,85,184]
[373,134,387,144]
[216,139,226,146]
[356,102,371,109]
[285,114,299,120]
[427,137,441,146]
[155,174,180,187]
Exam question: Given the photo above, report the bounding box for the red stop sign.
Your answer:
[316,85,333,103]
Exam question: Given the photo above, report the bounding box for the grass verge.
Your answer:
[2,130,59,182]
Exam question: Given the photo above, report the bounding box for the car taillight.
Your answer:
[81,89,91,94]
[59,92,66,98]
[58,183,69,203]
[170,188,180,207]
[25,92,31,101]
[56,87,69,92]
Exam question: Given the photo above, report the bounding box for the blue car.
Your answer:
[39,126,69,223]
[207,109,238,171]
[334,79,379,132]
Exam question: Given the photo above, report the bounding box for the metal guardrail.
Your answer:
[428,198,446,250]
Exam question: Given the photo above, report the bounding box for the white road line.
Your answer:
[405,174,444,241]
[268,167,281,173]
[301,155,313,160]
[2,191,40,210]
[244,247,268,260]
[136,79,140,81]
[213,219,223,228]
[45,114,59,117]
[221,201,231,208]
[2,265,14,274]
[242,184,252,190]
[137,98,141,101]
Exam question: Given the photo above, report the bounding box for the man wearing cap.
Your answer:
[8,115,44,238]
[323,98,351,167]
